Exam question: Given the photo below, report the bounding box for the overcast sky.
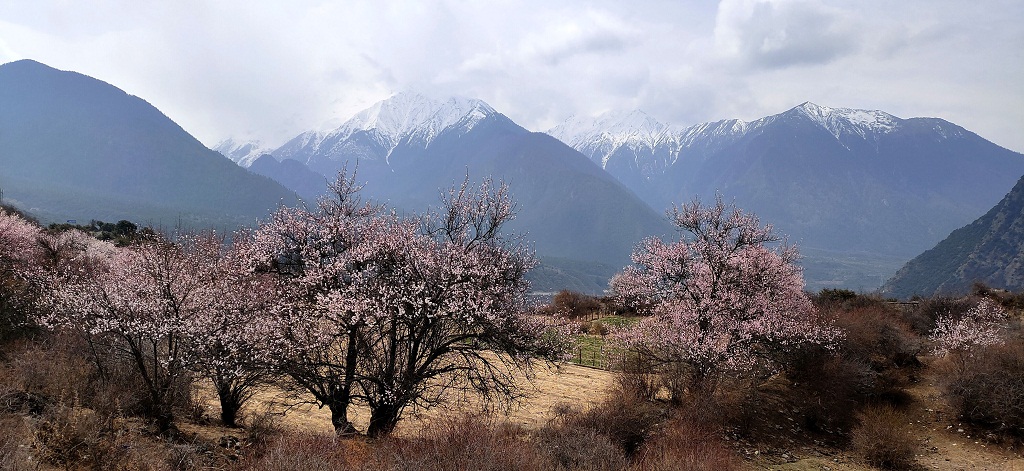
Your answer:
[1,0,1021,152]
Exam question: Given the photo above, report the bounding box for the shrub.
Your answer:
[34,404,116,468]
[908,296,974,336]
[850,405,916,470]
[368,413,549,471]
[563,394,666,456]
[533,424,627,471]
[630,418,738,471]
[826,304,921,406]
[615,357,660,402]
[586,321,609,336]
[784,349,872,434]
[944,339,1024,437]
[7,333,95,403]
[242,405,285,453]
[0,414,35,471]
[552,290,602,319]
[235,432,353,471]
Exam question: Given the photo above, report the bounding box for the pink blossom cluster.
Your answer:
[930,298,1008,356]
[612,197,840,382]
[0,209,43,277]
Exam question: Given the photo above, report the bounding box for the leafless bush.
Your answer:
[533,424,627,471]
[0,414,36,471]
[850,405,916,469]
[236,432,352,471]
[781,347,869,435]
[563,394,666,456]
[368,413,549,471]
[550,290,602,319]
[944,338,1024,437]
[629,417,738,471]
[34,403,116,468]
[909,296,975,336]
[242,404,285,454]
[615,357,660,402]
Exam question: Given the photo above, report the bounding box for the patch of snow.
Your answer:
[330,92,497,149]
[547,110,675,168]
[214,138,272,168]
[791,102,900,140]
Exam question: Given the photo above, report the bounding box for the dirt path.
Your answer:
[903,368,1024,471]
[752,359,1024,471]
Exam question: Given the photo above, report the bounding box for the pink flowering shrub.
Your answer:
[0,210,45,342]
[930,298,1008,356]
[612,197,840,400]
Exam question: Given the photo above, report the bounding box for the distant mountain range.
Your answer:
[4,58,1021,295]
[547,103,1024,290]
[881,174,1024,298]
[0,59,299,227]
[227,92,675,292]
[230,95,1024,291]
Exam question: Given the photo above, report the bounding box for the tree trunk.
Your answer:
[366,402,402,438]
[217,382,241,427]
[329,400,357,436]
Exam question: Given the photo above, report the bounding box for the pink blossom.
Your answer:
[612,197,840,391]
[931,298,1008,356]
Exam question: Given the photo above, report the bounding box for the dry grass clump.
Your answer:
[236,432,356,471]
[370,414,549,471]
[629,417,739,471]
[850,404,916,470]
[944,338,1024,438]
[0,414,36,471]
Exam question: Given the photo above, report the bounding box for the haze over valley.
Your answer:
[3,1,1022,296]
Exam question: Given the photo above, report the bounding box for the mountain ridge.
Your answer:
[0,59,299,227]
[881,173,1024,298]
[545,101,1024,290]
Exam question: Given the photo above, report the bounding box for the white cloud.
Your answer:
[0,0,1020,152]
[712,0,861,70]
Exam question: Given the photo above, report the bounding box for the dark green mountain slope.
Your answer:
[0,59,297,226]
[881,174,1024,298]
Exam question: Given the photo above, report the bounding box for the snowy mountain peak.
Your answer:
[335,92,497,147]
[548,109,670,150]
[788,102,900,138]
[213,138,271,168]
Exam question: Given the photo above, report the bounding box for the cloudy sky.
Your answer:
[1,0,1021,152]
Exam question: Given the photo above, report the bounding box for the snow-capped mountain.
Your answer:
[551,102,914,177]
[549,110,672,161]
[247,91,674,293]
[213,138,271,168]
[785,102,900,141]
[273,92,499,176]
[549,102,1024,291]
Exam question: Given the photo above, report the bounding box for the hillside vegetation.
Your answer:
[3,199,1023,470]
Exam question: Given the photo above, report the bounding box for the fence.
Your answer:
[571,345,614,369]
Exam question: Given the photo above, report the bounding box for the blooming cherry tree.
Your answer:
[612,197,839,399]
[173,231,282,427]
[354,179,561,437]
[45,233,219,433]
[245,172,397,435]
[248,174,566,437]
[931,298,1008,357]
